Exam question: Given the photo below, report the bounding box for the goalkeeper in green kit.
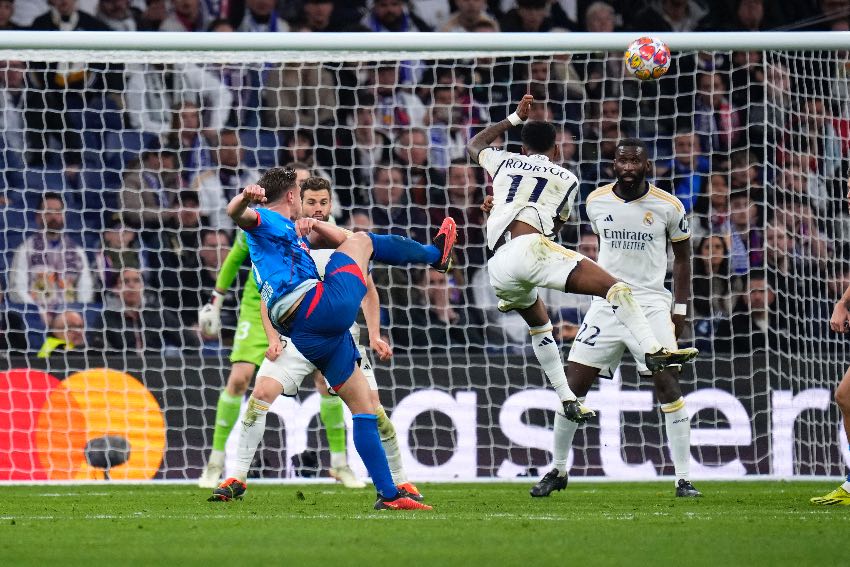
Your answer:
[198,171,365,489]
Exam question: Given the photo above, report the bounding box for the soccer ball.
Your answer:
[624,37,671,81]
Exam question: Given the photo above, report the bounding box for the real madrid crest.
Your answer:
[643,212,654,226]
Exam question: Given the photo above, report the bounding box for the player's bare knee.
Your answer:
[252,377,283,403]
[653,370,682,403]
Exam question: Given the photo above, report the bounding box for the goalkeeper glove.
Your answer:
[199,291,225,335]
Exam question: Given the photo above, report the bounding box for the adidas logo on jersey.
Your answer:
[538,337,555,346]
[603,214,614,222]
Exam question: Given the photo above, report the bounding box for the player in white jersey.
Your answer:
[530,138,701,498]
[467,95,698,424]
[209,176,423,502]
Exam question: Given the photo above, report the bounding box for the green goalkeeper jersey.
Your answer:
[219,231,267,367]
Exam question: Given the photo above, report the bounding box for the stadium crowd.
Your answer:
[1,0,849,358]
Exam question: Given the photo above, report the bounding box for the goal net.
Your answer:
[0,32,847,482]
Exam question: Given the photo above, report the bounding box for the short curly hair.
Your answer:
[300,176,332,198]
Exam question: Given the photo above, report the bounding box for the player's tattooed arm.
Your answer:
[671,238,691,339]
[466,94,533,163]
[227,184,267,229]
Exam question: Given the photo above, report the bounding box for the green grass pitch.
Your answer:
[0,482,846,566]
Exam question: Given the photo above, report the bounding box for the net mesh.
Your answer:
[0,43,847,481]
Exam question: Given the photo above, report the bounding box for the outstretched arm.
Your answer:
[295,218,351,249]
[227,184,267,229]
[830,284,850,333]
[466,94,533,163]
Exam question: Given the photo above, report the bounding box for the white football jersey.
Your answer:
[478,148,579,250]
[586,183,690,302]
[310,248,361,343]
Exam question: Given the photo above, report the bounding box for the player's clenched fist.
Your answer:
[242,184,267,205]
[515,94,533,121]
[295,217,318,237]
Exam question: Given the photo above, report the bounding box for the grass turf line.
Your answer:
[0,482,844,566]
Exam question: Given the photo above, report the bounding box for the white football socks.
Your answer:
[606,282,663,354]
[552,397,584,477]
[662,397,691,484]
[530,323,576,402]
[377,405,407,484]
[233,396,270,483]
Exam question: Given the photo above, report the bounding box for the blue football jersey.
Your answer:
[244,208,320,307]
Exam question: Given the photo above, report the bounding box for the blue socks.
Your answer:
[352,414,398,499]
[368,233,440,266]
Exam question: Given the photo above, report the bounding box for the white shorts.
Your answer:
[255,336,378,395]
[487,233,584,312]
[256,336,317,396]
[567,298,677,376]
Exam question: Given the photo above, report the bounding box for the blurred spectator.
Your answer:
[799,97,848,180]
[730,149,761,191]
[330,92,391,206]
[232,0,289,32]
[579,120,619,199]
[585,1,617,32]
[656,131,710,213]
[262,63,336,129]
[292,0,339,32]
[728,189,764,274]
[441,0,499,31]
[166,100,215,186]
[694,72,741,153]
[392,128,446,205]
[694,173,731,237]
[160,0,212,32]
[500,0,556,32]
[279,129,332,183]
[370,63,427,127]
[137,0,167,30]
[429,158,487,270]
[26,1,121,168]
[693,235,733,320]
[146,189,203,291]
[555,126,578,172]
[362,0,433,32]
[125,62,234,141]
[191,128,261,229]
[368,164,428,241]
[721,270,778,353]
[0,0,19,30]
[163,228,236,332]
[9,192,95,311]
[206,19,265,127]
[0,60,26,168]
[102,267,201,353]
[723,0,768,31]
[631,0,711,32]
[95,214,142,292]
[391,268,485,351]
[30,0,110,30]
[37,309,87,358]
[96,0,142,30]
[121,145,180,229]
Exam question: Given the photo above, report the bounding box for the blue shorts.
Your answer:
[288,252,367,388]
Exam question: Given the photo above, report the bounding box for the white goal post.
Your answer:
[0,31,848,483]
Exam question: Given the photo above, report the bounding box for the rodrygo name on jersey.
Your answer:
[478,148,579,251]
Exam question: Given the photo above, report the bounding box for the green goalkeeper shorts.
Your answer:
[229,285,268,368]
